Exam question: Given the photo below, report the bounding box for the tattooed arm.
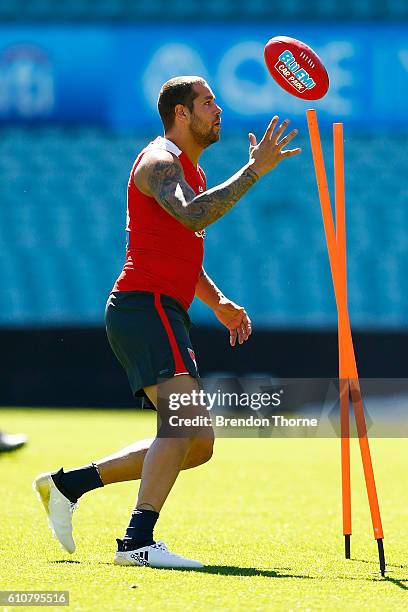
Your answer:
[135,149,258,231]
[134,116,301,232]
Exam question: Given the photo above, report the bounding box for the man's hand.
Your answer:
[249,115,301,178]
[214,297,252,347]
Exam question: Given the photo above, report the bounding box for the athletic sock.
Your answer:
[51,464,104,503]
[123,509,159,551]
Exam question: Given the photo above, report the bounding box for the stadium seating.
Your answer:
[0,0,406,21]
[0,127,407,328]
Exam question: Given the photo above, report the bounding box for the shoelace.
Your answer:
[152,541,168,552]
[153,541,186,560]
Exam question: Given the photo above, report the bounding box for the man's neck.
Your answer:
[164,131,202,167]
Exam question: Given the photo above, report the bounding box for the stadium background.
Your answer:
[0,0,407,407]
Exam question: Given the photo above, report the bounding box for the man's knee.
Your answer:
[189,434,214,467]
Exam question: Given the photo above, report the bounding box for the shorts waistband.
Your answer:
[109,290,192,327]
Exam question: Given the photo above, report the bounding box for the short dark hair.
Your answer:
[158,76,206,131]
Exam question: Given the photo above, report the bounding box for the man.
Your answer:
[33,76,300,568]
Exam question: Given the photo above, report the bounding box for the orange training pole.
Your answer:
[306,110,386,575]
[333,123,383,546]
[307,109,353,552]
[333,123,352,557]
[332,124,384,546]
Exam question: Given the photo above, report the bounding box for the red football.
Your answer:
[264,36,329,100]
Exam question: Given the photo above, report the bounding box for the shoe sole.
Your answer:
[114,555,144,567]
[33,473,51,514]
[32,473,75,554]
[113,553,203,569]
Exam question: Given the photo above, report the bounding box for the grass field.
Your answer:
[1,408,407,611]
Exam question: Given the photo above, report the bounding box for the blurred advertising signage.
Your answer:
[0,44,54,118]
[0,25,406,126]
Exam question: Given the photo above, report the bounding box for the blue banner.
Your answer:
[0,24,407,128]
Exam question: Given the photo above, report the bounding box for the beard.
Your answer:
[189,112,220,148]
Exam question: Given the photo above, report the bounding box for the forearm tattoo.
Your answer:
[147,159,259,231]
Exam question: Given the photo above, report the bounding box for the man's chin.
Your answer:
[191,130,220,148]
[207,131,221,145]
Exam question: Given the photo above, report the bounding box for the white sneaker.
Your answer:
[114,539,203,568]
[33,472,78,554]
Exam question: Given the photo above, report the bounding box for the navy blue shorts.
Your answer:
[105,291,199,407]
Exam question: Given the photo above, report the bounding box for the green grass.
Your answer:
[1,409,407,611]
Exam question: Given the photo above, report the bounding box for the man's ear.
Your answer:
[174,104,189,122]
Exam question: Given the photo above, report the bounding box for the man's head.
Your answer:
[158,76,222,148]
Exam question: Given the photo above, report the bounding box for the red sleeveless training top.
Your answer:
[112,136,206,311]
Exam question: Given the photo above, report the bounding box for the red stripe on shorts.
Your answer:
[154,293,188,375]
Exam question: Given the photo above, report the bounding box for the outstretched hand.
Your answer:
[214,297,252,347]
[249,115,301,178]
